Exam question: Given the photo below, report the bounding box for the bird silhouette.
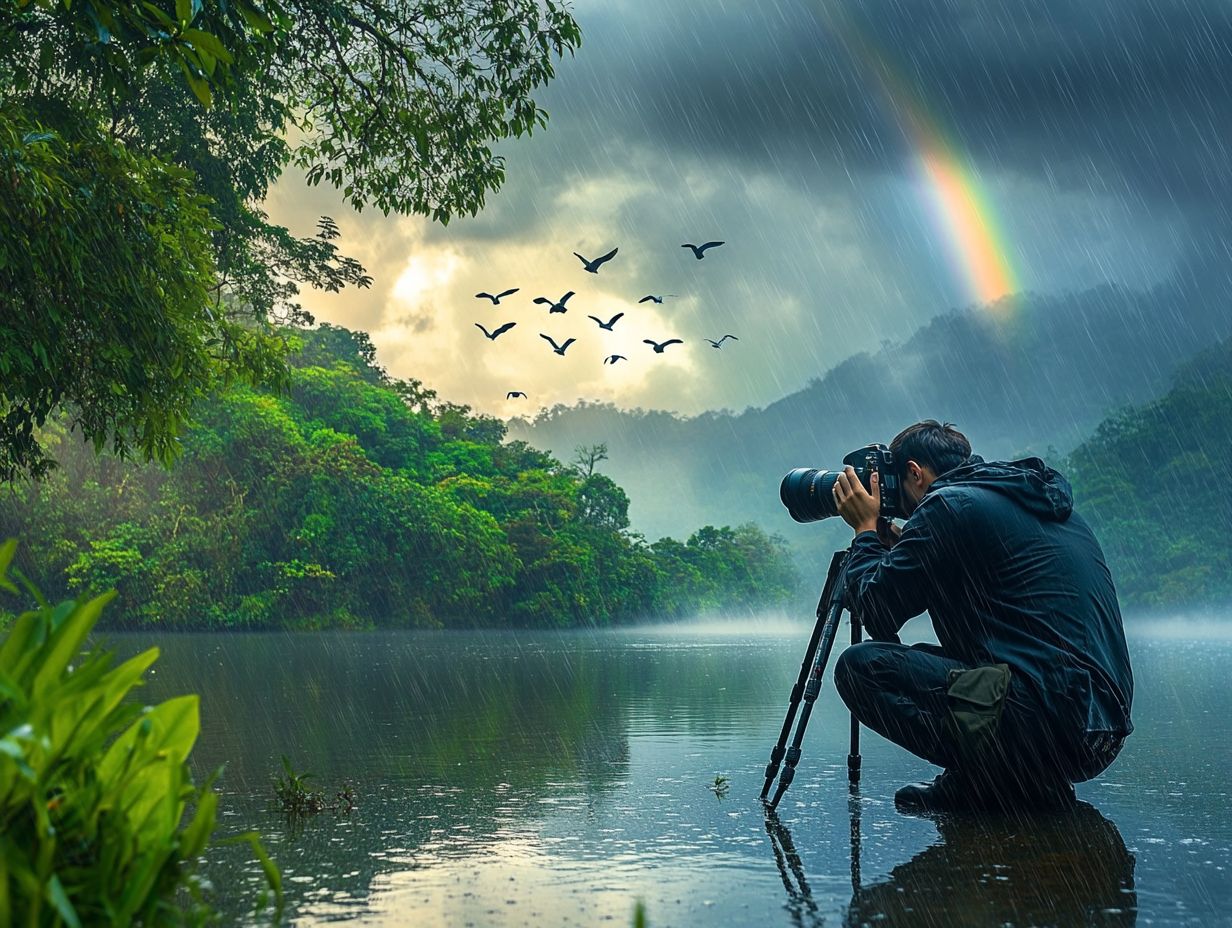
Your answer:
[506,391,527,399]
[540,334,577,356]
[475,288,519,304]
[643,338,683,353]
[587,312,625,331]
[475,321,516,340]
[603,354,628,365]
[533,291,575,314]
[638,295,663,304]
[574,247,618,273]
[682,241,724,259]
[705,334,739,348]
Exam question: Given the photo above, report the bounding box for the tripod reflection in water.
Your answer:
[765,805,824,928]
[765,794,1136,928]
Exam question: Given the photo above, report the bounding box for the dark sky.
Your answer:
[268,0,1231,415]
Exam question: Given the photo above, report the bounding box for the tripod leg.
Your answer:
[761,550,845,800]
[849,776,862,894]
[767,580,847,811]
[848,612,862,785]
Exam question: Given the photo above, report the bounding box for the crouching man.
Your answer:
[831,420,1133,812]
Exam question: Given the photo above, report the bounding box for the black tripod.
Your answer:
[761,548,863,811]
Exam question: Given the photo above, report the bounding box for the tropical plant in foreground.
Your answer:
[0,538,281,924]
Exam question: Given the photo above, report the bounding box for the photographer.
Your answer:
[830,420,1133,813]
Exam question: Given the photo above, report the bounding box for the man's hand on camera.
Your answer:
[833,466,880,535]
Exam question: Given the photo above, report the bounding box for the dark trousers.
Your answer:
[834,641,1121,791]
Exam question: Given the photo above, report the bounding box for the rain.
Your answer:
[3,0,1231,924]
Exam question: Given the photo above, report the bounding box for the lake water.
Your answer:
[113,624,1232,927]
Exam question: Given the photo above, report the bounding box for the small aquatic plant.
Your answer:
[274,757,357,816]
[274,756,327,815]
[709,774,731,797]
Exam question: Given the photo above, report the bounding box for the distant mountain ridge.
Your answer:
[510,276,1232,545]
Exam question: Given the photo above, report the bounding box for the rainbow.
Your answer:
[830,16,1020,308]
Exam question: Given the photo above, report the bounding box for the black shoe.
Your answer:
[895,769,1077,815]
[894,769,971,814]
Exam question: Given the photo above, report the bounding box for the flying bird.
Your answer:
[705,335,739,348]
[638,295,663,304]
[643,338,683,353]
[475,288,519,304]
[574,247,619,273]
[474,321,516,341]
[587,312,625,331]
[533,291,575,314]
[506,391,527,399]
[540,334,577,356]
[603,354,628,365]
[682,241,724,260]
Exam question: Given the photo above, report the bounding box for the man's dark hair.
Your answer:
[890,420,971,477]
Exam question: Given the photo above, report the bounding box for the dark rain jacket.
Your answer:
[843,455,1133,741]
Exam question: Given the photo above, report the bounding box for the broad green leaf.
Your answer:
[100,695,199,783]
[140,1,176,30]
[235,1,273,33]
[0,736,37,781]
[31,591,114,698]
[181,28,233,64]
[0,539,17,589]
[179,789,218,859]
[178,59,213,107]
[44,875,82,928]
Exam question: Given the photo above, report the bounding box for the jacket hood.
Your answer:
[928,454,1074,521]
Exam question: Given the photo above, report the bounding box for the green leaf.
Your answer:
[181,28,233,65]
[31,591,114,698]
[140,1,176,30]
[235,1,273,33]
[224,832,283,916]
[0,539,17,592]
[44,875,82,928]
[179,788,217,859]
[0,735,37,782]
[176,58,213,107]
[19,132,56,147]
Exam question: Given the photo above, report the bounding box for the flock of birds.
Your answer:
[472,242,738,401]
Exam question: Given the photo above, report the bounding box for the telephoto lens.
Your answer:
[779,467,842,523]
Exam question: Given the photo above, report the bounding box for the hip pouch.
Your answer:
[944,663,1012,763]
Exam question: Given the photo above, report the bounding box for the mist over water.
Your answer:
[111,620,1231,927]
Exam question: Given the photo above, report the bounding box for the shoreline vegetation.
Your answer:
[1065,337,1232,611]
[1,325,800,631]
[3,325,1229,629]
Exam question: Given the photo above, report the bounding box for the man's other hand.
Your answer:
[877,517,902,548]
[833,466,880,535]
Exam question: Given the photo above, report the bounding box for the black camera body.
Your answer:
[780,443,904,524]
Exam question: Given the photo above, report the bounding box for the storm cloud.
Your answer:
[268,0,1231,416]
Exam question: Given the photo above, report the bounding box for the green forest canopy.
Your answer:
[1,325,800,629]
[0,0,580,480]
[1067,335,1232,612]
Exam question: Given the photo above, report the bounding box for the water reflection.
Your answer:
[768,797,1136,928]
[100,629,1222,926]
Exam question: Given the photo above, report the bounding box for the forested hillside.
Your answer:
[0,326,798,629]
[1068,336,1232,611]
[512,276,1232,544]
